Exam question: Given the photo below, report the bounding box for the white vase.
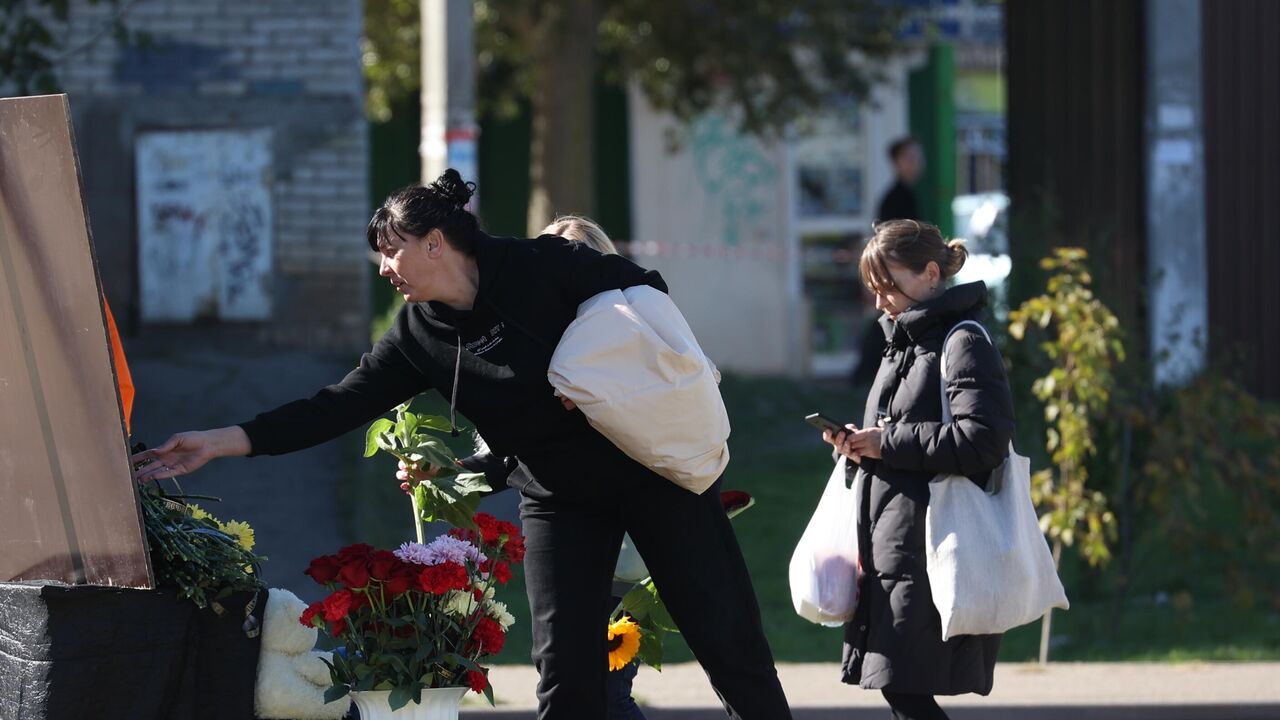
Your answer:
[350,687,469,720]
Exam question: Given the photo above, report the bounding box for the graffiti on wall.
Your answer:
[687,113,779,247]
[136,129,273,322]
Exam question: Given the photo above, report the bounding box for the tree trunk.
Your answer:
[526,0,601,235]
[1039,538,1064,664]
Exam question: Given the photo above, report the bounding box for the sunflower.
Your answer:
[607,616,642,671]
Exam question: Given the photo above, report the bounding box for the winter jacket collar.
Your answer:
[881,281,989,349]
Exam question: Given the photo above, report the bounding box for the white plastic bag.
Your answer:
[789,458,863,626]
[925,320,1070,640]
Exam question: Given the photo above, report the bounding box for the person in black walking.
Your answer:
[851,137,927,388]
[876,137,924,224]
[133,170,793,720]
[822,219,1013,720]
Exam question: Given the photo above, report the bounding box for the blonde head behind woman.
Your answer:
[542,215,618,256]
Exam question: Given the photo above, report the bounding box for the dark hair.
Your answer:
[366,169,479,254]
[859,219,967,295]
[887,136,919,162]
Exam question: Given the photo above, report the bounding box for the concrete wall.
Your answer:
[33,0,369,352]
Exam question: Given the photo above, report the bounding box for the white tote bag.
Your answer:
[926,320,1070,641]
[789,458,863,626]
[548,286,730,494]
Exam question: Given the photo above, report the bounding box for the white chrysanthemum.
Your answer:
[443,589,478,618]
[487,600,515,630]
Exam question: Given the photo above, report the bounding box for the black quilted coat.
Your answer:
[841,281,1014,696]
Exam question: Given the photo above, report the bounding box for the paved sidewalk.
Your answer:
[459,662,1280,718]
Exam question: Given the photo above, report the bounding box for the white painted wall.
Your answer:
[628,59,911,377]
[629,91,797,375]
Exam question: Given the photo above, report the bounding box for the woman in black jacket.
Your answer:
[134,170,791,720]
[822,219,1014,720]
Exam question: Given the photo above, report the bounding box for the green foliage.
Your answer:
[365,0,904,131]
[364,401,491,535]
[1008,248,1124,567]
[0,0,145,95]
[361,0,420,122]
[1133,372,1280,606]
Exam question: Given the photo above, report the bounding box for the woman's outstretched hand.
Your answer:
[131,427,251,483]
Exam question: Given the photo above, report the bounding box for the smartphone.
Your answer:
[804,413,851,435]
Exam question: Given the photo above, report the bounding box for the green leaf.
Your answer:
[636,626,666,670]
[365,418,395,457]
[417,414,456,432]
[483,682,496,705]
[389,684,414,710]
[323,685,350,704]
[406,438,456,468]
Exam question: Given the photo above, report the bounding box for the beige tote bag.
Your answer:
[548,286,730,494]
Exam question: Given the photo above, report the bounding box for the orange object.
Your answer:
[103,297,134,434]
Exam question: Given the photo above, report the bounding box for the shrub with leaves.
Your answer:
[1008,247,1124,662]
[1136,373,1280,609]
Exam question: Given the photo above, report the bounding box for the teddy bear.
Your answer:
[254,587,351,720]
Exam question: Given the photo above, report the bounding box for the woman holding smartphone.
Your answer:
[821,220,1014,720]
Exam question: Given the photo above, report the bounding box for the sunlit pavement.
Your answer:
[454,662,1280,719]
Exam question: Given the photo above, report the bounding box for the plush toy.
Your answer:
[255,588,350,720]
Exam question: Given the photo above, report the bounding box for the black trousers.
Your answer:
[518,464,792,720]
[882,691,950,720]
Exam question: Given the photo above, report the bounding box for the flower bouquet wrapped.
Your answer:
[301,402,524,713]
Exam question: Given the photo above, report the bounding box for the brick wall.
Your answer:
[29,0,371,353]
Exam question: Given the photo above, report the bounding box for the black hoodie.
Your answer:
[238,232,666,487]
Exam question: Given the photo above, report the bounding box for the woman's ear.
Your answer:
[928,260,942,286]
[425,229,445,257]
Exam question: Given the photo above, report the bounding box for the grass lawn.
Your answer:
[340,375,1280,666]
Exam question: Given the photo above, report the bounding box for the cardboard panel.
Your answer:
[0,94,150,587]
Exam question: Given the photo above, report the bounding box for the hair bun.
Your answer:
[429,168,476,210]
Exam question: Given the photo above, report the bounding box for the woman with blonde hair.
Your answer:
[820,219,1014,720]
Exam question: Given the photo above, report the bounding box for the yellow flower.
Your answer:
[607,617,642,671]
[219,520,255,551]
[188,504,211,521]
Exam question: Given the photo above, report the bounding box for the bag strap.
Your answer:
[939,320,993,424]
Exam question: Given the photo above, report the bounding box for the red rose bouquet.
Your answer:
[301,512,524,709]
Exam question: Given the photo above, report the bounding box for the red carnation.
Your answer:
[503,536,526,564]
[385,567,416,596]
[299,600,324,628]
[417,563,469,595]
[368,550,400,581]
[720,490,755,518]
[474,513,501,544]
[338,562,370,590]
[322,589,355,622]
[329,616,348,637]
[492,561,513,584]
[304,555,342,585]
[336,543,375,564]
[465,669,489,694]
[469,616,506,655]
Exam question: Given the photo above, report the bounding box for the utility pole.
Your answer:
[420,0,479,204]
